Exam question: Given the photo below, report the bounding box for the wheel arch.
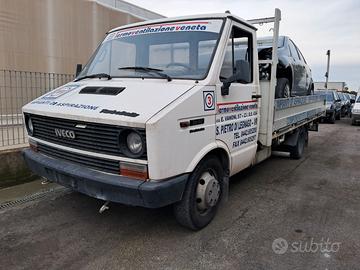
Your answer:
[186,141,231,175]
[277,63,293,90]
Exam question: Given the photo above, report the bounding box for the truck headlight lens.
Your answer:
[25,116,34,136]
[127,132,143,154]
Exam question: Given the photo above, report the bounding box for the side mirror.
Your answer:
[336,99,341,102]
[221,60,251,96]
[75,64,83,77]
[350,99,355,104]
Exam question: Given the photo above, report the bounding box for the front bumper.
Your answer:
[22,149,189,208]
[352,113,360,122]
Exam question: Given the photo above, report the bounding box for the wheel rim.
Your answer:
[196,170,220,214]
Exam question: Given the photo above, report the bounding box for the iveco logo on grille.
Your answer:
[54,128,76,139]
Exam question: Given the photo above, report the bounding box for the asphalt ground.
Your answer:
[0,117,359,270]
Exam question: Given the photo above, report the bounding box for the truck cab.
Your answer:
[22,9,325,230]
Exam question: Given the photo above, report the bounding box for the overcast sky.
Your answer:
[127,0,360,91]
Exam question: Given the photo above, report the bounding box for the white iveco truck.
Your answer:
[22,9,325,230]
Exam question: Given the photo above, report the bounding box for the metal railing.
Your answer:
[0,70,74,149]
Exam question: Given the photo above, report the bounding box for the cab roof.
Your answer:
[107,13,257,34]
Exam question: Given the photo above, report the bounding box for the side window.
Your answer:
[288,40,300,61]
[296,46,307,64]
[220,26,253,83]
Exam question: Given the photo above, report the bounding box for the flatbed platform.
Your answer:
[273,95,326,137]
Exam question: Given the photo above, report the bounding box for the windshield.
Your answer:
[338,93,345,101]
[325,92,334,102]
[357,96,360,103]
[78,19,224,80]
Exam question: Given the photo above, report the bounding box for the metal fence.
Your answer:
[0,70,74,149]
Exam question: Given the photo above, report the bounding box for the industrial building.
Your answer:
[0,0,163,74]
[314,81,346,91]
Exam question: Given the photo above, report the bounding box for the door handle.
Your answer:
[252,94,262,99]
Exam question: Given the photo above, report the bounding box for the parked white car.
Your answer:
[351,95,360,125]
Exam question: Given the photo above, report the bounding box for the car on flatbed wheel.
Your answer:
[257,36,314,98]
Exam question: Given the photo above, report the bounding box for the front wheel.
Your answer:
[173,156,224,230]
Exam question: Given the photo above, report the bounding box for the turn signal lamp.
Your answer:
[119,161,148,180]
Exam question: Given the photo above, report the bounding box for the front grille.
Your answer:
[38,143,120,174]
[27,114,147,159]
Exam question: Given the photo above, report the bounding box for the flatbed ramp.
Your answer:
[273,95,326,137]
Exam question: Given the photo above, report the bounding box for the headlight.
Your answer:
[120,130,145,158]
[127,132,143,154]
[26,116,34,136]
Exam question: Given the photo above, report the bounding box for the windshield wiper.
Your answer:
[118,66,172,82]
[74,73,112,82]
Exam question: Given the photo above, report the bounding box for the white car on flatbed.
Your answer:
[22,9,325,230]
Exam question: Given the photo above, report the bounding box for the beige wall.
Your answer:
[0,0,145,75]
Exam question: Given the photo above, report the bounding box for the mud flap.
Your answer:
[282,128,300,147]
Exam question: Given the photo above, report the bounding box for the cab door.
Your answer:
[215,23,259,175]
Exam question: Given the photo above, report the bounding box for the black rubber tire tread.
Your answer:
[275,78,290,98]
[173,155,224,231]
[290,129,307,159]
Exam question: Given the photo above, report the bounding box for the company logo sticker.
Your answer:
[42,84,82,100]
[203,91,215,111]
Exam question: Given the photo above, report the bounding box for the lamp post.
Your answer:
[324,50,330,89]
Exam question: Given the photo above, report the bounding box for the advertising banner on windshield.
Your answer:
[103,19,224,42]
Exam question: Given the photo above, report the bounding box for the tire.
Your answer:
[352,119,356,125]
[290,129,307,159]
[173,155,224,230]
[275,78,291,98]
[335,111,341,120]
[341,107,346,117]
[307,84,314,95]
[329,112,335,124]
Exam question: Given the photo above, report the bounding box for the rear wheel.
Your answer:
[275,78,291,98]
[174,156,224,230]
[290,129,307,159]
[307,84,314,95]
